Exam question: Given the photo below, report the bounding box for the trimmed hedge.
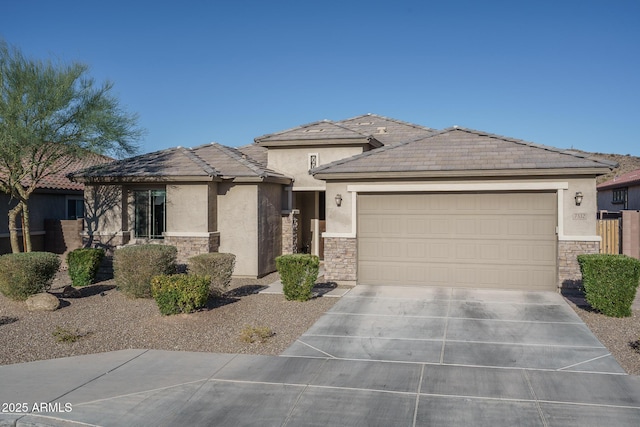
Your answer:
[0,252,60,301]
[151,274,210,315]
[67,248,105,287]
[275,254,319,301]
[577,253,640,317]
[188,253,236,295]
[114,245,177,298]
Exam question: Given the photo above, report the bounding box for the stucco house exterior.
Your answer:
[597,169,640,212]
[0,153,111,254]
[70,114,615,289]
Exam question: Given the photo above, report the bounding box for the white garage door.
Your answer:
[358,192,557,290]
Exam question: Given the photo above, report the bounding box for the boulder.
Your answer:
[25,293,60,312]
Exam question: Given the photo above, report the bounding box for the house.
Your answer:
[597,168,640,212]
[70,143,289,277]
[70,114,615,290]
[0,153,112,254]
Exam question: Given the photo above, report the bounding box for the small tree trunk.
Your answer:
[21,201,32,252]
[8,203,23,253]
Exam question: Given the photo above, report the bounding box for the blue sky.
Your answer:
[2,0,639,156]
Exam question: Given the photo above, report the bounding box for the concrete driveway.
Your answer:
[1,285,640,426]
[284,285,624,372]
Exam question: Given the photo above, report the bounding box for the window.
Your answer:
[308,153,319,170]
[134,190,166,238]
[67,198,84,219]
[612,188,628,209]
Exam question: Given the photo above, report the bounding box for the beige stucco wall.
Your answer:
[257,183,282,276]
[324,176,601,239]
[166,183,209,233]
[267,146,364,189]
[84,184,126,235]
[562,177,598,236]
[217,183,258,276]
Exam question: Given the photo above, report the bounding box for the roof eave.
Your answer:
[227,176,292,184]
[255,137,378,148]
[314,167,610,181]
[597,179,640,190]
[76,175,219,184]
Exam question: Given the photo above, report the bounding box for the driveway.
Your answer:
[284,285,623,372]
[1,285,640,426]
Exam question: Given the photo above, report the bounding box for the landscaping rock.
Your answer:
[25,293,60,312]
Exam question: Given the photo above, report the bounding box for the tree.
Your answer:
[0,39,142,252]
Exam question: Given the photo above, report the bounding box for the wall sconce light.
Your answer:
[335,194,343,207]
[574,191,583,206]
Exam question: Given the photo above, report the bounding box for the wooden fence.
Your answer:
[597,218,621,254]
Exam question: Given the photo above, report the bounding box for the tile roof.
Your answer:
[192,143,286,179]
[254,120,378,144]
[237,144,268,167]
[70,143,289,182]
[597,168,640,190]
[336,113,435,145]
[312,127,615,176]
[253,113,433,146]
[0,152,112,192]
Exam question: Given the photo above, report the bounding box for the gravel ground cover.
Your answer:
[1,271,639,376]
[563,292,640,375]
[0,271,338,366]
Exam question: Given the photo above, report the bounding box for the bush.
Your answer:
[151,274,210,315]
[577,253,640,317]
[67,248,105,287]
[114,244,177,298]
[275,254,319,301]
[188,253,236,295]
[0,252,60,301]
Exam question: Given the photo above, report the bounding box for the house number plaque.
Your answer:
[573,213,587,220]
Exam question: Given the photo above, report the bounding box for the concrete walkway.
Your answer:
[1,285,640,426]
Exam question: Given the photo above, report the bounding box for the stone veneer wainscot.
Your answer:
[324,237,357,282]
[164,233,221,264]
[558,240,599,289]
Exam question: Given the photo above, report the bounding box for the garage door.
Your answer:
[358,192,557,290]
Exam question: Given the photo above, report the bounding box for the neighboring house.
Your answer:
[0,153,112,254]
[70,114,615,290]
[597,169,640,212]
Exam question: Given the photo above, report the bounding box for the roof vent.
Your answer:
[304,129,324,133]
[356,121,374,126]
[376,127,387,134]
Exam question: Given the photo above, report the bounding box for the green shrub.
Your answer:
[67,248,105,287]
[0,252,60,301]
[114,244,177,298]
[188,253,236,295]
[151,274,210,315]
[577,253,640,317]
[275,254,319,301]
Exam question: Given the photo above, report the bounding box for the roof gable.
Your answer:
[313,127,615,178]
